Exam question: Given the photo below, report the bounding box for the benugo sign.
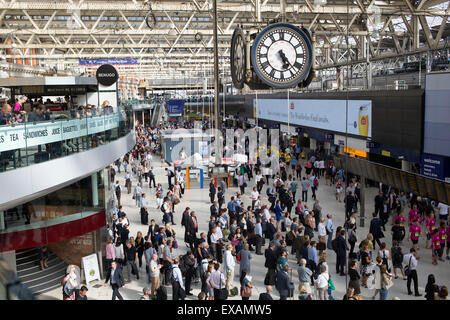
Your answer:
[0,113,120,152]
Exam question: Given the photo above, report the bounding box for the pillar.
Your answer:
[0,211,5,231]
[367,62,372,90]
[186,167,190,189]
[0,251,17,275]
[200,168,204,188]
[92,172,99,207]
[401,160,410,172]
[310,138,317,152]
[360,176,365,228]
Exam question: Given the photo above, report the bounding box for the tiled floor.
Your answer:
[38,155,449,300]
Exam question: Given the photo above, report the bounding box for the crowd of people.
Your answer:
[0,95,115,126]
[99,123,448,301]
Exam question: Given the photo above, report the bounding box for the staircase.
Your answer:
[16,248,67,296]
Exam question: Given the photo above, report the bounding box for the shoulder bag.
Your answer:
[404,255,412,276]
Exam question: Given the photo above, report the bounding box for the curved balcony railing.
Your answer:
[0,106,133,173]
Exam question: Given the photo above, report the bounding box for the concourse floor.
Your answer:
[38,155,449,300]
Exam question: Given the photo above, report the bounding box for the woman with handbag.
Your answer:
[240,271,253,300]
[177,173,185,197]
[379,264,393,300]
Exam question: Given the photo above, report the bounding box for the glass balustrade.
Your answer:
[0,105,133,173]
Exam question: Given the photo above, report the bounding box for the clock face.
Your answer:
[230,27,246,89]
[251,23,313,88]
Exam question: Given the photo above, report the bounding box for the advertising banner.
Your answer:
[166,99,184,114]
[79,58,138,66]
[199,141,209,156]
[0,114,120,152]
[255,99,372,137]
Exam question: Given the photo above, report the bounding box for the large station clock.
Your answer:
[251,23,313,89]
[230,27,246,89]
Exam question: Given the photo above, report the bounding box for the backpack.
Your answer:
[156,286,167,300]
[314,177,319,187]
[161,204,166,214]
[166,265,175,284]
[62,275,73,299]
[179,255,187,276]
[331,238,338,252]
[392,247,403,264]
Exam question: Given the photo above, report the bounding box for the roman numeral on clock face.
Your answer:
[269,34,276,43]
[261,61,270,69]
[279,32,285,40]
[269,68,276,78]
[294,62,303,70]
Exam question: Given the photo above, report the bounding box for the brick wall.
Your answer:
[48,232,94,268]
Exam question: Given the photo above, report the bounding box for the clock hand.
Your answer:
[278,50,291,70]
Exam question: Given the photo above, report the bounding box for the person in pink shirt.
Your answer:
[394,209,406,242]
[409,218,421,252]
[105,238,116,269]
[445,223,450,260]
[408,204,419,226]
[437,222,447,262]
[14,95,27,112]
[431,229,442,265]
[395,210,406,227]
[295,199,304,216]
[425,211,436,249]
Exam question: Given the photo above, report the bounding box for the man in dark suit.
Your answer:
[266,217,277,241]
[374,191,385,216]
[217,187,224,210]
[275,265,291,300]
[258,285,274,300]
[104,261,125,300]
[147,219,159,245]
[336,229,348,276]
[369,211,383,250]
[345,191,356,220]
[181,207,191,228]
[185,211,199,253]
[209,181,216,203]
[210,201,219,218]
[264,243,278,286]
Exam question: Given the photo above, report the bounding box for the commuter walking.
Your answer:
[301,177,310,203]
[104,261,125,300]
[124,240,139,282]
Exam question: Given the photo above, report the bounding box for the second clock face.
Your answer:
[251,23,312,88]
